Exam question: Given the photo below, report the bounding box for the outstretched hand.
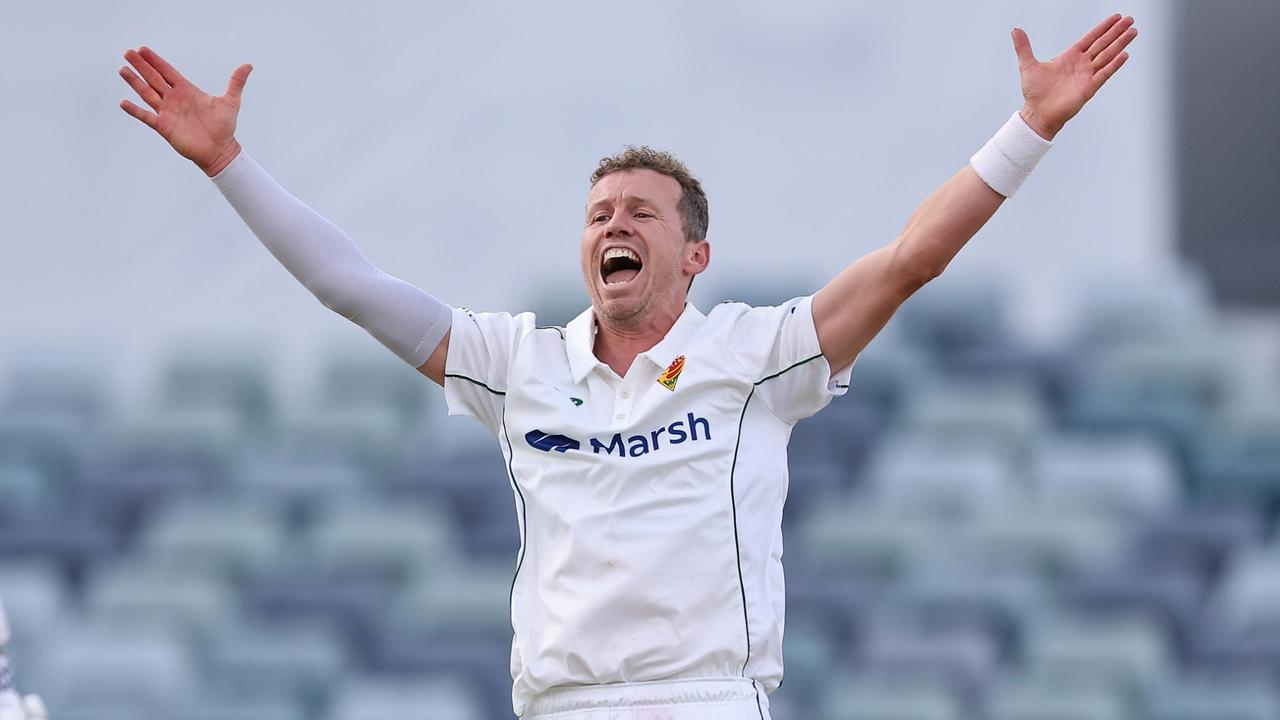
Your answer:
[1012,13,1137,140]
[118,47,252,177]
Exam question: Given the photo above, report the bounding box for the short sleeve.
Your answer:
[442,306,535,434]
[726,294,855,424]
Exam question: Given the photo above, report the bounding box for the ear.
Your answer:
[684,239,710,277]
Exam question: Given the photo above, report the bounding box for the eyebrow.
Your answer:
[585,196,661,215]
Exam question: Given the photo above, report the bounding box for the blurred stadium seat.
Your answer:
[328,675,488,720]
[202,617,347,712]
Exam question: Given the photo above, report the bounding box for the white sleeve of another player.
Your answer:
[21,695,46,720]
[0,597,46,720]
[211,150,451,368]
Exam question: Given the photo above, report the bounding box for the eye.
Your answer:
[591,213,609,224]
[635,211,653,219]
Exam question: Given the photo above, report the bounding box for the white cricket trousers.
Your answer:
[523,677,771,720]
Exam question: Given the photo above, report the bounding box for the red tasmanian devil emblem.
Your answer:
[657,355,686,391]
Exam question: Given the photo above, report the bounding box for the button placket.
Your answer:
[614,381,636,423]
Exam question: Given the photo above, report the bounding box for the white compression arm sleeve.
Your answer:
[211,151,451,367]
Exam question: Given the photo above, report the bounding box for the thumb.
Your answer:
[225,63,253,101]
[1011,28,1036,67]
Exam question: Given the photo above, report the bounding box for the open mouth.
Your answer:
[601,247,643,286]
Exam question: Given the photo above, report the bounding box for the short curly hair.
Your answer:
[590,146,709,243]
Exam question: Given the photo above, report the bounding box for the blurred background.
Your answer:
[1,0,1279,718]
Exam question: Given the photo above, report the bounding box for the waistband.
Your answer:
[525,676,764,716]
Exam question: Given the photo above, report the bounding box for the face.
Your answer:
[581,169,709,328]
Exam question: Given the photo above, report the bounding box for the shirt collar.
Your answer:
[565,302,707,383]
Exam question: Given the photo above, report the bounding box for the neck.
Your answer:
[593,301,684,377]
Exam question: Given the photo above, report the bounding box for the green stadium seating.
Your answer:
[985,674,1128,720]
[1067,266,1214,347]
[139,496,290,580]
[391,559,516,633]
[272,406,407,480]
[862,432,1019,519]
[818,674,960,720]
[1030,432,1180,517]
[83,559,238,641]
[796,498,944,578]
[99,406,245,487]
[1209,548,1280,632]
[314,346,435,424]
[306,498,458,582]
[328,675,487,720]
[1021,613,1171,694]
[895,377,1049,456]
[26,620,197,717]
[152,344,277,431]
[1145,673,1280,720]
[0,462,46,519]
[178,696,305,720]
[953,501,1127,578]
[203,618,347,709]
[1192,401,1280,504]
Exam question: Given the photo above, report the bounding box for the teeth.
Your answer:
[603,247,640,263]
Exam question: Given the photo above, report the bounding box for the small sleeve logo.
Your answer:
[657,355,686,391]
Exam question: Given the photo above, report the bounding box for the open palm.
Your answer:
[1013,14,1137,139]
[119,46,252,176]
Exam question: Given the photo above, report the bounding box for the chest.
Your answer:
[504,347,751,463]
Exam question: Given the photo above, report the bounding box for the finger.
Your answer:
[1087,15,1134,59]
[1093,27,1137,70]
[139,46,188,86]
[124,48,170,99]
[120,98,159,131]
[1094,51,1129,86]
[224,63,253,102]
[1073,13,1122,53]
[119,65,162,110]
[1011,28,1036,67]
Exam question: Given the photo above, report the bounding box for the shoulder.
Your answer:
[532,324,566,340]
[707,295,813,336]
[706,298,752,324]
[707,295,820,380]
[453,306,542,339]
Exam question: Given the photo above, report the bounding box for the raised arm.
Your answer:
[812,14,1138,373]
[118,47,452,385]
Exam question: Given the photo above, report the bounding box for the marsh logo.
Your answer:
[525,430,580,453]
[525,413,711,458]
[589,412,710,457]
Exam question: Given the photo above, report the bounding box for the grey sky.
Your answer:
[0,1,1173,400]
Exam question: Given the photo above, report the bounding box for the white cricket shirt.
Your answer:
[443,294,855,717]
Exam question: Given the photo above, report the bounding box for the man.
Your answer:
[119,14,1136,719]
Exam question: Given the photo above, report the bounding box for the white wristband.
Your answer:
[969,110,1053,198]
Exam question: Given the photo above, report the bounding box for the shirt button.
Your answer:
[621,390,631,399]
[615,413,626,420]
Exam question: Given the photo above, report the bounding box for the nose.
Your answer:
[604,212,633,237]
